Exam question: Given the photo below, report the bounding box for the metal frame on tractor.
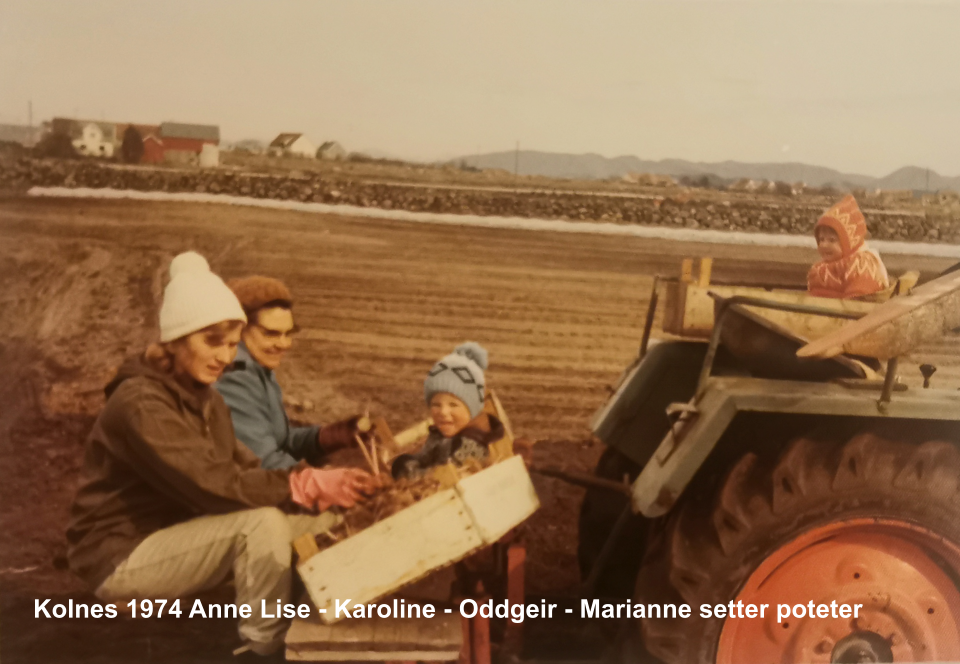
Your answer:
[630,293,960,518]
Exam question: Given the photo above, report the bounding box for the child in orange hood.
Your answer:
[807,195,890,299]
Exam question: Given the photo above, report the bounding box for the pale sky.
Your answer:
[2,1,959,177]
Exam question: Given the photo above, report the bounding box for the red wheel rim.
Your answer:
[716,518,960,663]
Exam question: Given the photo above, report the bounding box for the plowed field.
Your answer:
[1,196,957,662]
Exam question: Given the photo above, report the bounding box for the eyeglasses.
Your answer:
[252,323,301,340]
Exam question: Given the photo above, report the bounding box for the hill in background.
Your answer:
[456,150,960,192]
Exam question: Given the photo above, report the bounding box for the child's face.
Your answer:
[816,226,843,262]
[429,392,473,438]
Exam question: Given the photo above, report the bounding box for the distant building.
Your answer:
[199,143,219,168]
[0,123,42,147]
[116,123,160,142]
[160,122,219,150]
[74,123,114,158]
[159,122,220,166]
[317,140,346,161]
[268,133,316,158]
[50,117,117,158]
[142,135,165,164]
[114,123,161,162]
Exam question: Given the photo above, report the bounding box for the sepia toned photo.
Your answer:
[3,2,960,663]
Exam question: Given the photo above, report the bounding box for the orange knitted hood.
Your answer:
[814,194,866,258]
[808,195,889,298]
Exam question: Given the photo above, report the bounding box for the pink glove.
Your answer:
[289,468,377,511]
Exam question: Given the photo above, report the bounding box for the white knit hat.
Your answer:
[159,252,247,342]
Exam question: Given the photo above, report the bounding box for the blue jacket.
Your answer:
[215,343,322,470]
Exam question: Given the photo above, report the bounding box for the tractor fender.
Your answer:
[632,376,960,517]
[632,385,737,517]
[591,340,709,470]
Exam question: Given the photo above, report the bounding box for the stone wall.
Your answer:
[2,157,957,243]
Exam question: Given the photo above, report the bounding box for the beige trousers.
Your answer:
[96,507,338,649]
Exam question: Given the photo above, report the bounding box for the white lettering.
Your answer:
[35,599,51,618]
[189,599,207,619]
[261,599,274,619]
[581,599,599,619]
[460,599,478,618]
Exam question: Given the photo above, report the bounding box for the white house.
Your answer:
[268,133,316,159]
[199,143,220,168]
[317,140,347,161]
[73,123,114,158]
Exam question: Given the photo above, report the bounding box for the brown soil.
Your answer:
[1,196,957,662]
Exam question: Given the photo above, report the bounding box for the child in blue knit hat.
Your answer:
[391,342,506,480]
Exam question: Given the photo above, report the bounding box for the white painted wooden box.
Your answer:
[297,455,539,624]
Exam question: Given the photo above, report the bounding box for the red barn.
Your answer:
[158,122,219,163]
[142,135,165,164]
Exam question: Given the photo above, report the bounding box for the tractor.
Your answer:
[577,257,960,663]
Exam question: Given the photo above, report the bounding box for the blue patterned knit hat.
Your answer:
[424,342,489,418]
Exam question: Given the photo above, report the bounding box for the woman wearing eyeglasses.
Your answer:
[216,274,365,471]
[67,253,375,659]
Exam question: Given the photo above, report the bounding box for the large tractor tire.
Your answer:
[578,446,646,599]
[634,433,960,664]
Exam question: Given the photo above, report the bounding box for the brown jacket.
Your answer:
[67,354,292,589]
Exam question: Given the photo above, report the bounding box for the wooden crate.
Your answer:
[297,455,539,624]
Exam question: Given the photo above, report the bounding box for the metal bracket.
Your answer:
[639,275,660,360]
[695,293,868,398]
[665,401,700,439]
[877,357,900,412]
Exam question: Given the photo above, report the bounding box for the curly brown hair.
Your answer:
[226,276,293,323]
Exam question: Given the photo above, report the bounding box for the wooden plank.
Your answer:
[407,610,462,650]
[298,489,482,622]
[798,270,960,360]
[456,456,540,543]
[483,391,515,462]
[370,617,400,653]
[289,617,375,651]
[286,614,461,659]
[286,614,334,647]
[488,437,514,463]
[698,257,713,287]
[486,390,514,442]
[660,280,687,336]
[286,649,460,661]
[293,533,320,564]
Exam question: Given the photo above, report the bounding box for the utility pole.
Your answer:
[514,140,520,179]
[926,168,930,193]
[28,100,35,147]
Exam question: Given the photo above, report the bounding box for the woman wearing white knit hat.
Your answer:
[67,252,376,659]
